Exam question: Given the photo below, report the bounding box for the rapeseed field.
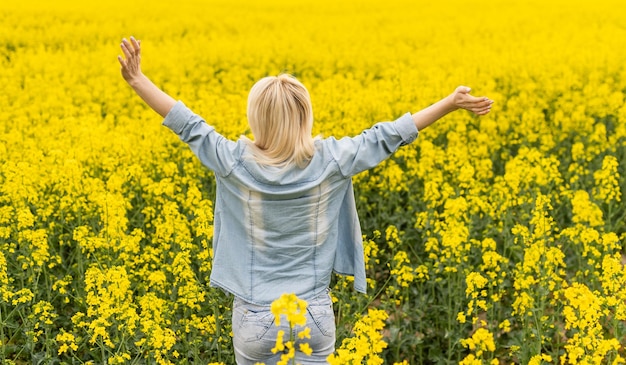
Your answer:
[1,0,625,363]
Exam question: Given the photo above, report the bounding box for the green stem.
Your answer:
[362,275,393,314]
[447,271,460,363]
[290,324,296,365]
[0,304,5,364]
[100,337,106,364]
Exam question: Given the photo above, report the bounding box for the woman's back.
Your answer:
[161,99,419,304]
[205,137,364,305]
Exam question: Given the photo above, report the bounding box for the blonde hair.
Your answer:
[244,74,315,168]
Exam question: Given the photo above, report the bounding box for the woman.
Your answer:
[118,36,492,364]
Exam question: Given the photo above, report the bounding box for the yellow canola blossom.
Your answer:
[271,293,308,328]
[328,308,389,365]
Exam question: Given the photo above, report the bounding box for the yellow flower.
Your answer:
[277,341,295,365]
[299,342,313,356]
[56,330,79,355]
[270,293,308,328]
[298,326,311,339]
[498,319,511,333]
[270,293,313,361]
[11,288,34,305]
[385,225,401,249]
[593,155,621,204]
[528,353,552,365]
[271,330,285,354]
[109,353,132,365]
[327,309,388,364]
[570,190,604,227]
[465,272,488,298]
[0,251,13,302]
[460,328,496,358]
[389,251,415,288]
[459,354,482,365]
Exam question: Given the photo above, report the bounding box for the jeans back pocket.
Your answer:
[306,303,335,338]
[234,307,276,342]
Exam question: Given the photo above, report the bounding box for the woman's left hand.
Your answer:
[118,36,143,85]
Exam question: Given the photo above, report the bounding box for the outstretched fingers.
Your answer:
[120,39,133,59]
[475,106,492,115]
[120,36,141,60]
[136,39,142,57]
[472,97,493,115]
[117,54,125,66]
[118,36,143,82]
[130,36,141,56]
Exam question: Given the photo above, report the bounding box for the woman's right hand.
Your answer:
[450,86,493,115]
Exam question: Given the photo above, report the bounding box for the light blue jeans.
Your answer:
[232,290,336,364]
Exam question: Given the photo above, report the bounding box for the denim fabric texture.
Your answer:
[162,101,418,305]
[232,290,335,364]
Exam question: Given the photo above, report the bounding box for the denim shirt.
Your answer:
[163,101,418,305]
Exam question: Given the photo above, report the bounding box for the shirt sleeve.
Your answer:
[325,112,418,177]
[162,101,239,177]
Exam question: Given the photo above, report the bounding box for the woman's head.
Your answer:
[246,74,315,168]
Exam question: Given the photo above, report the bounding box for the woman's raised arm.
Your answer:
[118,36,176,118]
